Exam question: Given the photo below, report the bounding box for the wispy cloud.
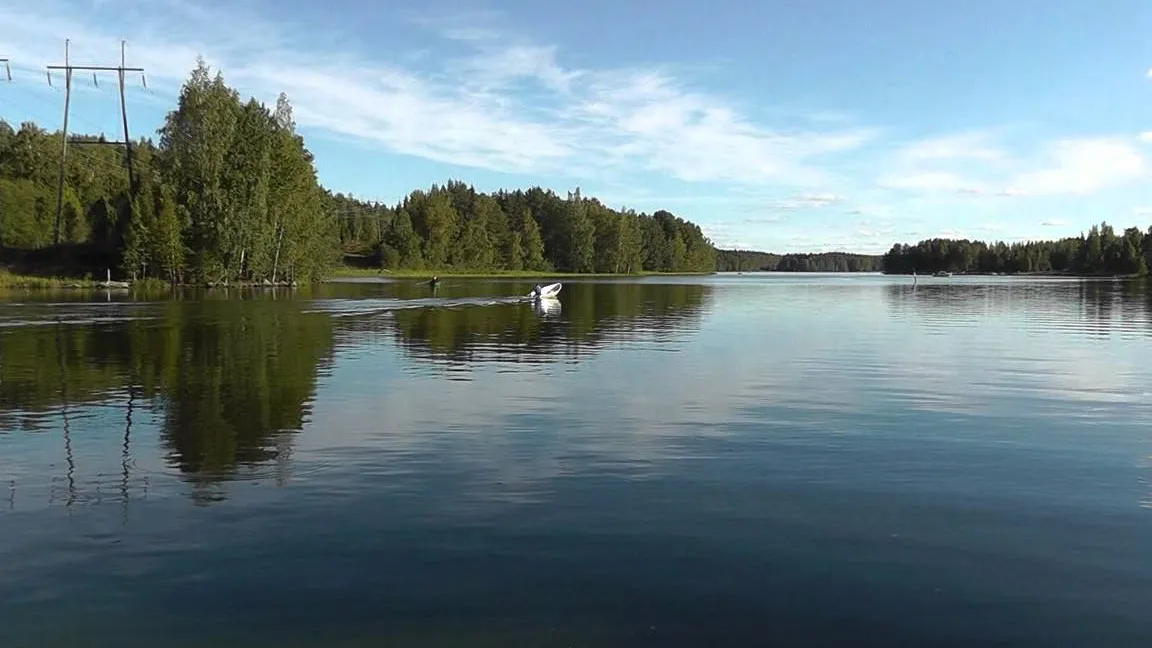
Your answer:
[0,1,876,188]
[1004,137,1147,196]
[1040,219,1068,227]
[846,204,894,218]
[878,171,982,193]
[771,192,846,210]
[896,130,1007,162]
[996,188,1028,197]
[3,1,1146,256]
[879,131,1148,199]
[742,215,786,225]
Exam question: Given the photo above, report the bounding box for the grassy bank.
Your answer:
[0,270,177,292]
[0,270,101,290]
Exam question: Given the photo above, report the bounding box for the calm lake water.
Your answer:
[2,273,1151,647]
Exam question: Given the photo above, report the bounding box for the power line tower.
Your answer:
[46,39,147,245]
[0,57,10,249]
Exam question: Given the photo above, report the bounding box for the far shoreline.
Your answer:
[326,268,716,280]
[3,266,1148,293]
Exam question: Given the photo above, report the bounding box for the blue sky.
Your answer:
[2,0,1152,253]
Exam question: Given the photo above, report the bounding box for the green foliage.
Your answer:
[2,63,722,281]
[882,222,1152,276]
[1,61,336,285]
[331,182,715,274]
[0,269,97,289]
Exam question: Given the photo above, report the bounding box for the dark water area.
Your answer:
[1,273,1151,647]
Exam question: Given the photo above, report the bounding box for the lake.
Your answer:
[2,273,1151,647]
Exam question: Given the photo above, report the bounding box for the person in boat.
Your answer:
[532,283,542,298]
[429,276,440,286]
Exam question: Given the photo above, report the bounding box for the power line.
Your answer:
[46,39,146,245]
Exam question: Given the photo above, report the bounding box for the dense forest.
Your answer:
[0,60,716,284]
[714,248,882,272]
[881,223,1152,276]
[12,61,1144,282]
[0,61,336,284]
[327,185,715,274]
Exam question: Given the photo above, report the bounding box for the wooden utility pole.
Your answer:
[0,57,9,248]
[50,40,72,246]
[113,41,139,197]
[46,39,146,245]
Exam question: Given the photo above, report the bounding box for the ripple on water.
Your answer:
[2,276,1152,646]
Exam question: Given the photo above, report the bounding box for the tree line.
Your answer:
[329,183,716,274]
[0,60,337,284]
[714,249,882,272]
[0,59,717,283]
[882,222,1152,276]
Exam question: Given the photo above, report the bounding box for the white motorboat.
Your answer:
[526,282,562,300]
[533,297,562,316]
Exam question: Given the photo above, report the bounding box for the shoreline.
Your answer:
[5,267,1147,292]
[0,266,717,291]
[327,268,716,280]
[884,271,1148,279]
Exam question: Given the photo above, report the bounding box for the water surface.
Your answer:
[2,273,1151,647]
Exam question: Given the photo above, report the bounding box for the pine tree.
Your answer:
[520,208,547,271]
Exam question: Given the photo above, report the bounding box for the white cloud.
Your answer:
[846,204,894,217]
[772,192,845,210]
[808,110,856,124]
[0,2,876,189]
[879,133,1148,200]
[568,72,877,186]
[742,215,786,224]
[3,2,1145,255]
[1139,132,1152,143]
[453,44,583,94]
[996,188,1028,197]
[897,130,1006,162]
[874,131,1005,195]
[438,26,504,42]
[1004,137,1147,196]
[878,171,981,192]
[1041,219,1067,227]
[1133,206,1152,217]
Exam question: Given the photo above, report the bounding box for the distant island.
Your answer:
[714,224,1152,277]
[880,225,1152,277]
[714,249,882,272]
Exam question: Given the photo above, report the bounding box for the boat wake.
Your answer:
[305,294,544,318]
[306,282,563,319]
